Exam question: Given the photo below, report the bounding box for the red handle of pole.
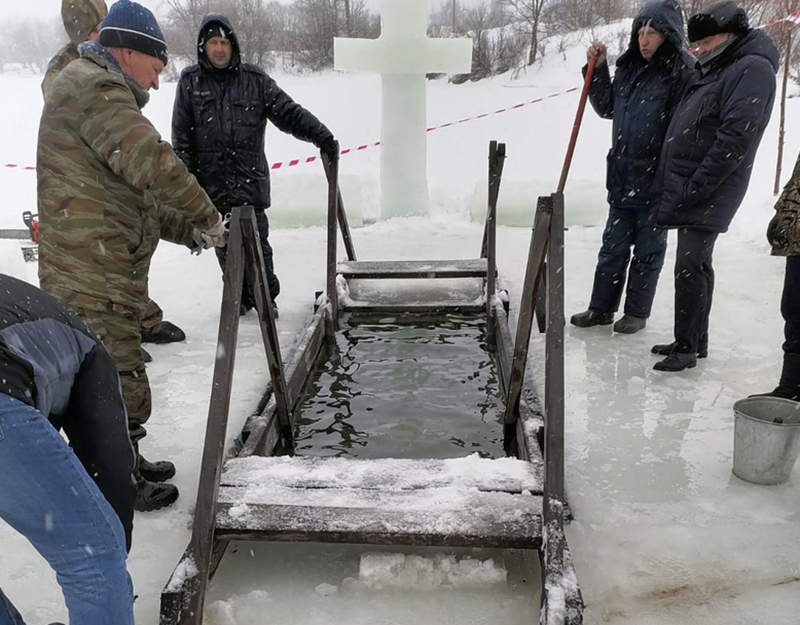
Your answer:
[557,56,597,195]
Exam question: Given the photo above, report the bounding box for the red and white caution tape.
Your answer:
[3,163,36,171]
[270,87,580,170]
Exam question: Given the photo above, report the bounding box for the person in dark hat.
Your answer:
[650,0,779,371]
[42,0,188,362]
[38,0,226,511]
[172,13,339,316]
[571,0,694,336]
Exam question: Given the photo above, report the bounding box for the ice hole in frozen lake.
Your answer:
[205,542,541,625]
[294,309,504,459]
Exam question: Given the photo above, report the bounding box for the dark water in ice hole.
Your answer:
[294,314,505,459]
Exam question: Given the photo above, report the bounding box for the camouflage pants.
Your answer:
[140,298,164,333]
[75,305,151,444]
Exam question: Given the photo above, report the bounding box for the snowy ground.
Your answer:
[2,23,800,625]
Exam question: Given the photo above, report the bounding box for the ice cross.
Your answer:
[334,0,472,219]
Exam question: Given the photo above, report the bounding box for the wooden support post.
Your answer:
[503,197,552,427]
[543,192,566,572]
[322,153,357,261]
[776,23,792,196]
[485,141,506,343]
[240,207,295,453]
[177,208,247,625]
[326,151,340,337]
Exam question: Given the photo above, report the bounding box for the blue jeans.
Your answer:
[589,205,668,318]
[0,394,134,625]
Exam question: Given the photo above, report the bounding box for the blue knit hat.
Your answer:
[99,0,168,65]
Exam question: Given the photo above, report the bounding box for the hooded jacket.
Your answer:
[38,41,220,316]
[0,273,135,550]
[172,14,334,211]
[42,0,108,97]
[654,28,779,232]
[584,0,694,208]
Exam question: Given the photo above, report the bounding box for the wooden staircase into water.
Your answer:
[159,144,583,625]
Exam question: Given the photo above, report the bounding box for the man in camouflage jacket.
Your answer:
[37,0,225,511]
[764,149,800,399]
[44,0,194,354]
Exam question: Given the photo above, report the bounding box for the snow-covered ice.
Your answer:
[2,20,800,624]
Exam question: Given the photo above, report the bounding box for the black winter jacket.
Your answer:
[585,0,694,209]
[172,14,333,211]
[654,29,779,232]
[0,273,135,550]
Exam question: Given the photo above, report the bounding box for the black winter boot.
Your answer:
[755,353,800,401]
[141,320,186,345]
[651,341,708,359]
[141,347,152,363]
[653,352,697,372]
[133,477,179,512]
[613,315,646,334]
[139,454,176,483]
[570,309,614,328]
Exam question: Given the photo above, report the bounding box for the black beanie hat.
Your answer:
[687,1,750,43]
[201,22,230,45]
[99,0,168,65]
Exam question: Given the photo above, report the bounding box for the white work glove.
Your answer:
[199,215,227,248]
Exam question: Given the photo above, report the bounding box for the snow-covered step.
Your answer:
[337,259,491,280]
[220,454,543,493]
[215,455,543,548]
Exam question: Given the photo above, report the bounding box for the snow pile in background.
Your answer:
[354,552,507,590]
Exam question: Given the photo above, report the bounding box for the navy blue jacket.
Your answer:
[586,0,694,209]
[0,274,135,550]
[654,29,779,232]
[172,14,333,211]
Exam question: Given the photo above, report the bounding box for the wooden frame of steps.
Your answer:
[159,142,583,624]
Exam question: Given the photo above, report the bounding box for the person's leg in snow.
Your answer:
[74,306,178,511]
[654,228,717,372]
[758,257,800,399]
[0,394,135,625]
[572,206,634,328]
[139,297,186,345]
[615,206,668,334]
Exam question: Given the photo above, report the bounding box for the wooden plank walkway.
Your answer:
[337,259,491,280]
[215,455,544,549]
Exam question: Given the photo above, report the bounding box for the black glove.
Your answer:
[767,213,780,247]
[319,136,339,162]
[768,212,794,250]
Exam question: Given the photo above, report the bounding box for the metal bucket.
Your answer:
[732,396,800,485]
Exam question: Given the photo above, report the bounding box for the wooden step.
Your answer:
[337,259,491,280]
[216,455,543,549]
[220,455,543,492]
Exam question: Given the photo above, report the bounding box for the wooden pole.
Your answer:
[326,149,340,337]
[240,207,295,452]
[486,141,505,344]
[180,208,247,624]
[776,24,792,196]
[322,153,357,261]
[557,56,596,194]
[503,197,552,426]
[543,192,566,571]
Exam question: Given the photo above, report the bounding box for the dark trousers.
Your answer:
[589,205,668,318]
[215,208,280,306]
[782,257,800,356]
[673,228,719,354]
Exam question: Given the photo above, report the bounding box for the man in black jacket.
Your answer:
[651,1,778,371]
[172,14,338,314]
[571,0,694,335]
[0,273,135,624]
